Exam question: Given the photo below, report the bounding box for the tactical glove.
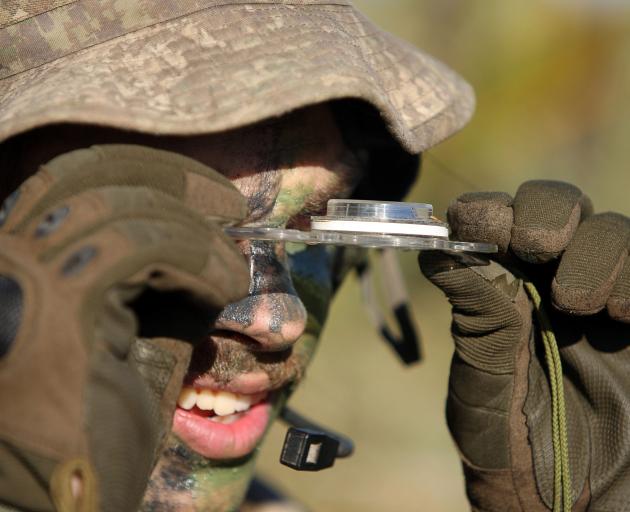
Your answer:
[419,180,630,511]
[0,145,249,512]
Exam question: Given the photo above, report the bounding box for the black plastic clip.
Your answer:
[279,407,354,471]
[280,428,340,471]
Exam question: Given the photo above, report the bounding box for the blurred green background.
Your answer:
[257,1,630,510]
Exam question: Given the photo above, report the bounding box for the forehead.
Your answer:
[7,103,362,220]
[171,104,349,177]
[200,105,360,223]
[127,104,358,223]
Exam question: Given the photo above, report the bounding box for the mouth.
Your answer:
[171,329,302,460]
[172,386,274,460]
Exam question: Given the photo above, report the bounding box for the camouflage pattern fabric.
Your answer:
[0,0,474,155]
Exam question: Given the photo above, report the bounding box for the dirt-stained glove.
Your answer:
[0,145,249,512]
[419,180,630,512]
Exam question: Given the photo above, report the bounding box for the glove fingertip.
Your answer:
[551,277,607,316]
[186,171,247,223]
[204,233,250,305]
[607,297,630,323]
[510,180,584,263]
[447,192,513,253]
[552,213,630,316]
[510,197,583,264]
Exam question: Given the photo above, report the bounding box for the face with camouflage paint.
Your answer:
[8,103,363,510]
[142,241,344,511]
[145,105,363,511]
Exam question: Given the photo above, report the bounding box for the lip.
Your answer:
[187,371,272,395]
[173,395,273,460]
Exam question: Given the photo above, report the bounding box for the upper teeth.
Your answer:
[177,387,266,416]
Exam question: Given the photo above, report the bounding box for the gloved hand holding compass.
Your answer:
[420,180,630,511]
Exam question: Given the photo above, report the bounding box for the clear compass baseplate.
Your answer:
[225,199,497,253]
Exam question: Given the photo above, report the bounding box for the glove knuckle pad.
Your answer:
[0,189,21,228]
[0,275,23,358]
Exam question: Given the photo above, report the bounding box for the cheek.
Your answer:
[288,244,334,339]
[272,165,353,225]
[288,244,364,367]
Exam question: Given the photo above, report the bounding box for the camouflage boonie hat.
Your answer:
[0,0,475,153]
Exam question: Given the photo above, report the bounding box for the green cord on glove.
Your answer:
[524,281,572,512]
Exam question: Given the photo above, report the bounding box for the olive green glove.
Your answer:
[0,145,250,512]
[419,180,630,512]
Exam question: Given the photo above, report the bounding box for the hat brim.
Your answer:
[0,3,474,153]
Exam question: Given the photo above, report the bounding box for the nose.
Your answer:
[214,241,307,351]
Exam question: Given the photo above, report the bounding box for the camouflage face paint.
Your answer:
[137,105,365,510]
[141,243,354,512]
[267,183,317,227]
[221,241,305,331]
[142,206,360,512]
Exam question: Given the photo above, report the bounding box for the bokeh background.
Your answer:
[257,1,630,510]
